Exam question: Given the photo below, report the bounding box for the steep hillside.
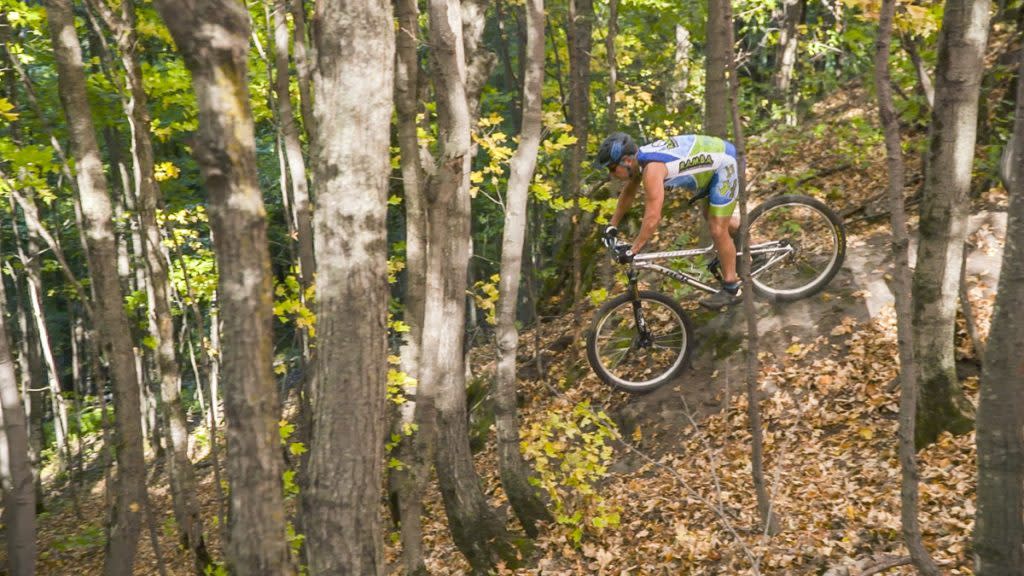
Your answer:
[411,87,1007,575]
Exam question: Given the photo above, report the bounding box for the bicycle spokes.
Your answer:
[591,296,689,389]
[747,201,842,297]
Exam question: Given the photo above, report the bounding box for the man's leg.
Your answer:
[709,215,738,284]
[700,159,741,309]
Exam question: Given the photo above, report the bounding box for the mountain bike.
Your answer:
[585,194,846,393]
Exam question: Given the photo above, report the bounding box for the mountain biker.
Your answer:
[596,132,742,310]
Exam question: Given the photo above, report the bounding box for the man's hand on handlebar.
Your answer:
[613,243,634,264]
[601,225,620,249]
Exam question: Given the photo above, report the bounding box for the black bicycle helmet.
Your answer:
[596,132,637,168]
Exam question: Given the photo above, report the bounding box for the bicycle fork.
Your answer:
[627,268,653,348]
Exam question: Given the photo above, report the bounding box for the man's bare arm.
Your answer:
[632,163,666,252]
[609,177,640,228]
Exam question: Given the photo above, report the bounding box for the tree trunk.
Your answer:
[773,0,804,125]
[974,46,1024,576]
[425,0,515,570]
[705,0,730,138]
[667,24,691,114]
[392,0,432,571]
[273,0,316,293]
[289,0,316,145]
[87,0,210,567]
[901,33,935,109]
[873,3,942,573]
[152,1,290,573]
[566,0,592,312]
[725,0,778,538]
[0,242,37,576]
[9,194,70,473]
[606,0,618,128]
[912,0,990,448]
[494,0,551,539]
[302,0,394,573]
[43,1,148,573]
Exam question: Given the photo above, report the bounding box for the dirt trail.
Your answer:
[611,208,1006,462]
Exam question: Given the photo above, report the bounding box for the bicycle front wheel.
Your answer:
[586,290,693,393]
[746,194,846,302]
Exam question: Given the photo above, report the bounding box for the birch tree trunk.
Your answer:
[87,0,210,567]
[912,0,990,447]
[494,0,551,539]
[0,248,36,576]
[425,0,515,569]
[705,0,730,138]
[152,1,290,572]
[43,1,147,573]
[974,46,1024,576]
[302,0,393,573]
[874,3,941,573]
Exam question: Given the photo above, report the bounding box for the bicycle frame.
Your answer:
[625,240,796,295]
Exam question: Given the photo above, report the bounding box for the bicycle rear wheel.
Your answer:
[586,290,693,392]
[745,194,846,302]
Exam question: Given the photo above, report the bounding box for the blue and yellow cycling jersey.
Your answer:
[636,135,739,216]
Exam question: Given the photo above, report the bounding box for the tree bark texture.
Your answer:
[87,0,210,566]
[566,0,592,309]
[912,0,990,447]
[873,2,942,573]
[43,2,148,573]
[273,0,316,290]
[426,0,515,570]
[289,0,316,145]
[0,253,37,576]
[705,0,730,138]
[393,0,431,571]
[973,45,1024,576]
[667,24,691,114]
[303,0,394,573]
[152,1,290,573]
[494,0,551,539]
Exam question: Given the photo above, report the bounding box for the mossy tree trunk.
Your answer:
[153,1,290,572]
[912,0,990,448]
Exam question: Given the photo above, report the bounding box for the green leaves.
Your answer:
[521,400,622,545]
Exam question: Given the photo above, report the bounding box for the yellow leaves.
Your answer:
[387,255,405,284]
[470,273,501,326]
[857,427,875,440]
[154,161,180,181]
[0,98,19,122]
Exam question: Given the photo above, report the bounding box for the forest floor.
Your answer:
[13,85,1010,575]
